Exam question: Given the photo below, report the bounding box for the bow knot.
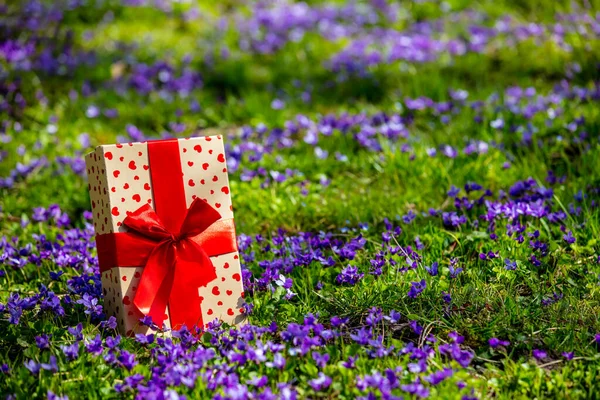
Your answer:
[121,198,223,330]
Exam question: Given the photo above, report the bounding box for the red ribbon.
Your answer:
[96,139,237,331]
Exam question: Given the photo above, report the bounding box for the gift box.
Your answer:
[85,136,246,335]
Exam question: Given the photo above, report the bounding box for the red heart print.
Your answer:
[129,161,137,170]
[212,286,220,295]
[217,154,225,163]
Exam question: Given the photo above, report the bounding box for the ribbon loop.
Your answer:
[123,204,173,241]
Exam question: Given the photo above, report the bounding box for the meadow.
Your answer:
[1,0,600,398]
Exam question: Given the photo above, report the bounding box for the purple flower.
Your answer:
[504,259,517,270]
[401,382,429,398]
[366,307,383,326]
[271,99,285,110]
[118,350,137,370]
[409,320,423,335]
[563,231,576,244]
[490,118,504,129]
[35,334,51,350]
[100,316,117,330]
[67,324,83,341]
[265,352,286,369]
[448,185,461,198]
[425,368,454,385]
[350,327,372,345]
[24,359,40,374]
[384,310,401,324]
[76,293,103,318]
[247,375,268,388]
[425,262,439,276]
[342,355,357,369]
[532,349,547,360]
[105,335,121,349]
[331,316,348,328]
[85,334,103,356]
[408,279,426,299]
[135,333,155,345]
[335,265,364,286]
[451,346,474,368]
[449,331,464,344]
[488,337,510,348]
[309,372,332,391]
[85,105,100,118]
[40,355,58,373]
[449,265,463,279]
[312,351,329,368]
[562,352,574,360]
[60,342,80,361]
[442,291,452,304]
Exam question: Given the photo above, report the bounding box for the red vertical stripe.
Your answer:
[147,139,188,234]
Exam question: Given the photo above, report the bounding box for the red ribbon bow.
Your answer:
[124,198,229,330]
[96,139,237,332]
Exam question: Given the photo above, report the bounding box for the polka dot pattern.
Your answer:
[198,252,245,327]
[85,137,246,335]
[179,136,233,217]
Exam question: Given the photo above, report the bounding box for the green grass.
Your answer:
[2,0,600,398]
